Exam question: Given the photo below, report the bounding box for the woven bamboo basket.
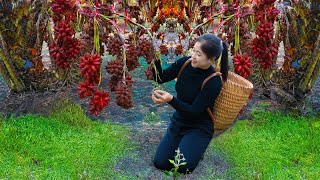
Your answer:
[213,71,253,134]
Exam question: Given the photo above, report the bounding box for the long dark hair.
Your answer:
[196,33,229,81]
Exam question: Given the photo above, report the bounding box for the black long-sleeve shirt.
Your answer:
[152,56,222,125]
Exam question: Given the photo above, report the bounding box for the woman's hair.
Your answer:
[196,33,229,81]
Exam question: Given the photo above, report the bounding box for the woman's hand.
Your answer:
[152,89,173,104]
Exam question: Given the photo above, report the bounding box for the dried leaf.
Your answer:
[287,48,296,56]
[28,48,38,55]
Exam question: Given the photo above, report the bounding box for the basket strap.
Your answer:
[200,72,222,90]
[201,72,222,126]
[177,59,192,80]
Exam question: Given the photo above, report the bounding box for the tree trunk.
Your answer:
[0,0,50,92]
[274,0,320,101]
[0,33,26,92]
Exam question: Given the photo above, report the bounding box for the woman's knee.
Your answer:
[153,156,172,171]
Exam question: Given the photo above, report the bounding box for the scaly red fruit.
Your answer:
[108,75,119,92]
[106,35,124,56]
[115,82,133,109]
[105,58,124,76]
[49,43,71,69]
[233,53,252,78]
[137,38,153,57]
[124,72,134,87]
[256,21,273,41]
[126,42,140,71]
[54,20,75,43]
[64,38,80,59]
[89,89,110,115]
[80,53,102,78]
[50,0,75,15]
[78,80,95,99]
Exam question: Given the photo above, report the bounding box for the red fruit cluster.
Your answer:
[137,38,153,57]
[50,0,75,23]
[256,6,278,22]
[251,39,278,69]
[89,89,110,115]
[159,44,169,55]
[175,44,184,55]
[106,35,124,56]
[78,80,95,99]
[50,0,75,15]
[80,53,101,79]
[50,17,79,69]
[256,21,274,41]
[115,82,133,109]
[124,72,134,87]
[251,0,278,70]
[126,42,140,71]
[49,39,80,69]
[233,53,252,78]
[78,53,109,115]
[105,58,124,76]
[108,75,119,92]
[108,71,134,92]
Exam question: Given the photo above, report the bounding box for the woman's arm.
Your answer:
[153,76,222,115]
[152,56,190,84]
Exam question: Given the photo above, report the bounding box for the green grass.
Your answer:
[0,104,134,179]
[211,109,320,179]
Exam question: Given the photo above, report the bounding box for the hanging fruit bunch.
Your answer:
[137,37,155,64]
[78,53,110,115]
[125,39,140,71]
[75,1,116,115]
[49,0,80,70]
[251,0,279,70]
[233,53,252,78]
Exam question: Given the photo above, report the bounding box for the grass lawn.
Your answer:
[210,109,320,179]
[0,104,134,179]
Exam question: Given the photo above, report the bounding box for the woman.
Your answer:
[151,33,229,174]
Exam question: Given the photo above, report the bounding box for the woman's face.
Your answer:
[190,41,213,69]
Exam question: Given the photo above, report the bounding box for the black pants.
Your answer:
[153,119,213,174]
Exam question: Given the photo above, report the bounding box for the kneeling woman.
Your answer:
[151,33,229,174]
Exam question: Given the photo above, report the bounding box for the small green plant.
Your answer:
[163,148,188,179]
[143,111,161,124]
